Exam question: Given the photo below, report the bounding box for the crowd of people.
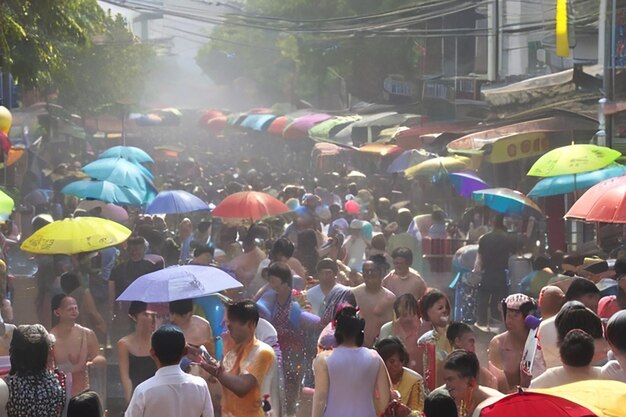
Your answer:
[0,134,623,417]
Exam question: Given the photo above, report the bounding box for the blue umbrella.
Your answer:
[528,163,626,197]
[146,190,210,214]
[472,188,542,217]
[240,114,276,131]
[449,172,490,198]
[99,146,153,164]
[84,157,154,180]
[386,149,434,173]
[62,180,144,205]
[82,158,157,203]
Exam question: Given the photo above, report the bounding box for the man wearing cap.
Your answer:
[488,293,536,392]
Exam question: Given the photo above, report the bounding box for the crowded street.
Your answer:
[1,1,626,416]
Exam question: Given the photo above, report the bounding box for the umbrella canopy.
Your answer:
[240,114,276,131]
[347,170,367,179]
[308,116,361,141]
[117,265,243,302]
[21,216,131,255]
[146,190,210,215]
[266,116,291,136]
[62,180,144,206]
[527,144,621,177]
[472,188,543,217]
[198,110,225,127]
[99,146,154,164]
[481,391,597,417]
[82,158,157,203]
[528,164,626,197]
[405,156,470,178]
[24,189,52,206]
[212,191,290,220]
[84,157,154,180]
[387,149,435,173]
[283,113,332,140]
[0,190,13,218]
[534,380,626,417]
[77,200,128,223]
[565,175,626,223]
[449,172,490,198]
[204,116,228,134]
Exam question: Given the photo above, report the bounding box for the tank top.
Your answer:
[324,346,380,417]
[128,353,157,389]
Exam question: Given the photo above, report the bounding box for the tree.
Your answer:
[196,0,422,106]
[0,0,155,113]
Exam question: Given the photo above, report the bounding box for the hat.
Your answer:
[504,293,533,311]
[581,257,609,274]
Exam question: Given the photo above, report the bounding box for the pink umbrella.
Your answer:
[283,113,332,140]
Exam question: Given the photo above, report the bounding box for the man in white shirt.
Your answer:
[125,324,213,417]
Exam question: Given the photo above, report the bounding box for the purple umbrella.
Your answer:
[145,190,210,214]
[449,172,490,198]
[283,113,332,140]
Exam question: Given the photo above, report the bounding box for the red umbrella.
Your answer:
[266,116,290,136]
[211,191,290,220]
[565,174,626,223]
[481,391,597,417]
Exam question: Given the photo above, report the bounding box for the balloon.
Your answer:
[0,107,11,135]
[345,199,360,215]
[193,295,225,336]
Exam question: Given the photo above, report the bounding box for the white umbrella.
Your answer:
[116,265,242,302]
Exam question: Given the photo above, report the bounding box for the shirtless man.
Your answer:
[228,224,270,296]
[443,350,503,417]
[51,294,107,397]
[169,299,215,355]
[352,258,396,347]
[446,322,497,389]
[488,293,535,392]
[382,247,427,300]
[169,298,220,416]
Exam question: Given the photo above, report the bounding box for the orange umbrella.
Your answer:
[203,116,228,134]
[198,110,225,127]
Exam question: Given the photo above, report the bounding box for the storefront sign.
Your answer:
[488,132,550,163]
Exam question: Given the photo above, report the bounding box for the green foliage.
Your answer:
[0,0,155,113]
[54,13,155,113]
[196,0,422,103]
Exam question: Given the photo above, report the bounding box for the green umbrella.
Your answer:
[527,144,621,177]
[308,115,361,141]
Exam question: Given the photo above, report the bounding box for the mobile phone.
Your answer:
[199,345,218,366]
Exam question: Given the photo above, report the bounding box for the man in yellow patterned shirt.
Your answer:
[200,300,275,417]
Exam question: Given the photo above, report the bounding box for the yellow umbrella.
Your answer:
[527,144,621,177]
[404,156,470,178]
[21,216,131,255]
[533,380,626,417]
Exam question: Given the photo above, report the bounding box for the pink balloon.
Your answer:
[345,200,360,215]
